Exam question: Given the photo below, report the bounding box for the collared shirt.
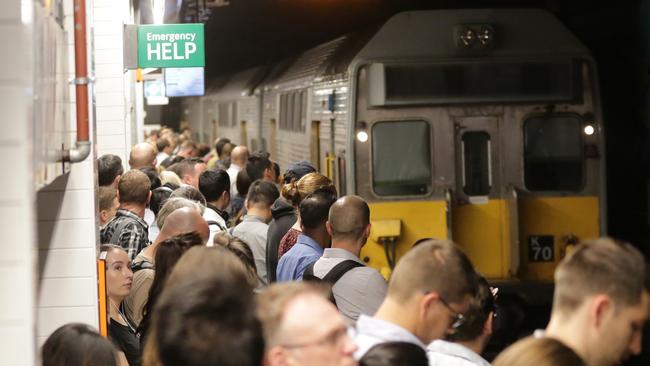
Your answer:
[226,164,242,197]
[203,204,228,246]
[352,314,426,359]
[276,234,324,282]
[313,248,387,322]
[428,340,491,366]
[231,215,269,285]
[100,209,149,260]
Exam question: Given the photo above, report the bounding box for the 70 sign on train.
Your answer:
[137,24,205,68]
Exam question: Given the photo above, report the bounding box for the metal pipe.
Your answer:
[65,0,92,163]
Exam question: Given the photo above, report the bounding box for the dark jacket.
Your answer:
[266,197,297,282]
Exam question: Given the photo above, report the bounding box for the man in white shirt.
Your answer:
[428,274,494,366]
[309,195,387,322]
[352,240,478,359]
[227,145,249,196]
[198,169,230,244]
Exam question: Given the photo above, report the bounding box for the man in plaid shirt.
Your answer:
[100,169,151,260]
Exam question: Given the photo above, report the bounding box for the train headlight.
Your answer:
[356,131,369,143]
[583,124,595,136]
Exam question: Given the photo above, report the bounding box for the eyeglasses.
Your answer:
[439,297,466,330]
[281,326,349,349]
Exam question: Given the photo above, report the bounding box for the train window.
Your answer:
[462,132,491,196]
[373,60,580,106]
[372,120,432,196]
[292,92,301,131]
[524,115,583,191]
[279,90,307,132]
[218,103,229,127]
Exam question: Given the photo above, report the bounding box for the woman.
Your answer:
[42,323,125,366]
[276,172,336,258]
[102,244,141,366]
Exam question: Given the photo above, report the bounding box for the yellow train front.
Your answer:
[347,10,604,293]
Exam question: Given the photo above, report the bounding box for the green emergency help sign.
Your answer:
[138,24,205,68]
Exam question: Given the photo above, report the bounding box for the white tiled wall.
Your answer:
[0,1,36,365]
[34,0,120,354]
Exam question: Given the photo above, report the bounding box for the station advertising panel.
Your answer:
[165,67,205,97]
[138,24,205,68]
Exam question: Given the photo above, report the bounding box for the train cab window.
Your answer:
[462,132,491,196]
[372,120,432,196]
[524,115,583,191]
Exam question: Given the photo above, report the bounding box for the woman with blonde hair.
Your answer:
[275,172,336,260]
[493,337,585,366]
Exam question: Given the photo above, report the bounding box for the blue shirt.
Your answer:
[276,234,324,282]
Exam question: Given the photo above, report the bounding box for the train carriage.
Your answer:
[186,9,605,305]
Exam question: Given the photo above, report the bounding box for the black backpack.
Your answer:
[303,260,364,306]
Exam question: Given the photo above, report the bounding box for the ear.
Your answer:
[245,199,250,210]
[147,190,152,206]
[265,346,289,366]
[325,221,333,236]
[590,294,612,329]
[484,311,494,336]
[112,175,122,189]
[100,209,108,222]
[420,291,439,320]
[364,223,372,238]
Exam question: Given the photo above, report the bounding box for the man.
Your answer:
[276,189,337,281]
[177,140,197,159]
[155,137,175,167]
[155,276,263,366]
[168,157,207,188]
[245,151,277,183]
[543,238,648,366]
[308,195,387,322]
[198,169,231,243]
[97,154,124,188]
[353,239,478,358]
[98,186,119,228]
[256,282,358,366]
[206,137,231,168]
[428,273,494,366]
[123,204,209,326]
[227,145,249,196]
[231,180,280,285]
[100,170,151,260]
[128,142,157,169]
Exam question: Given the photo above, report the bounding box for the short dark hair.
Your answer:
[97,154,123,186]
[150,186,173,216]
[299,188,337,230]
[139,166,161,190]
[167,158,204,179]
[199,169,231,202]
[447,273,495,342]
[236,168,252,198]
[246,180,279,207]
[156,137,170,151]
[42,323,117,366]
[154,278,264,366]
[360,342,429,366]
[161,155,184,169]
[245,154,272,182]
[118,170,151,204]
[98,186,117,212]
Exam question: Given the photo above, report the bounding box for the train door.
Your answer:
[451,116,518,280]
[310,121,321,171]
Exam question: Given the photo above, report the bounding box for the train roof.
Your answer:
[205,66,269,99]
[352,9,590,65]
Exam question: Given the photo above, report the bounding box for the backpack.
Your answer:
[303,260,364,306]
[206,220,228,233]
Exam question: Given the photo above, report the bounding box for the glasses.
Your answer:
[439,297,466,330]
[281,326,349,349]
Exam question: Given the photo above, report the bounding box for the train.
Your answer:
[183,9,604,314]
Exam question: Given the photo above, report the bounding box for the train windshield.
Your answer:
[370,60,581,105]
[371,120,432,196]
[524,115,583,191]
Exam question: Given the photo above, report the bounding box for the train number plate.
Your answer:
[528,236,554,262]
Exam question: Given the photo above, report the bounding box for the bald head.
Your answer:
[129,142,157,169]
[231,146,249,166]
[327,195,370,244]
[156,207,209,245]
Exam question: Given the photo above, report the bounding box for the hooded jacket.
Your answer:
[266,197,297,282]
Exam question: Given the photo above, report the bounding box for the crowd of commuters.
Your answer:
[41,127,650,366]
